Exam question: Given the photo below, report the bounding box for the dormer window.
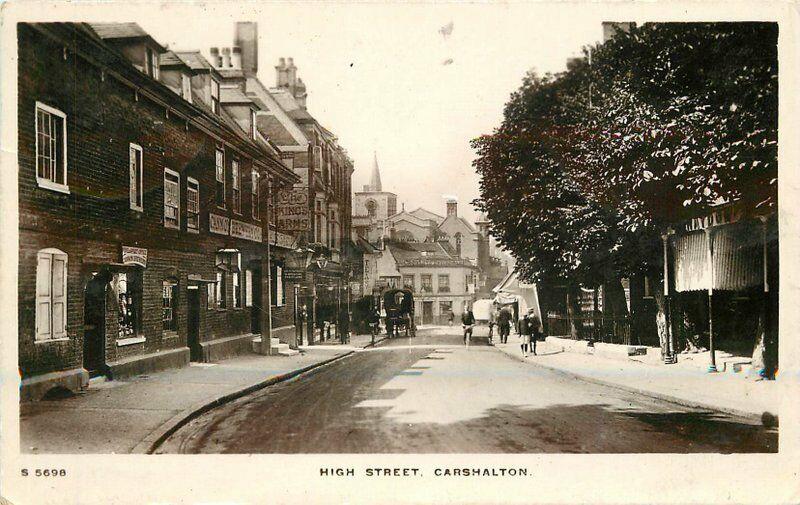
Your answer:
[181,74,192,103]
[211,79,220,114]
[145,47,159,79]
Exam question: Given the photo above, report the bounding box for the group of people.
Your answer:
[462,305,543,358]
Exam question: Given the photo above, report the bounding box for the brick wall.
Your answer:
[17,24,282,379]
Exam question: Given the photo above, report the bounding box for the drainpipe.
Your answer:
[260,175,274,355]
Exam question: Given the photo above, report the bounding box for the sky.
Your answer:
[139,4,608,225]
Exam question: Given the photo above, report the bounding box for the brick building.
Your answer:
[17,22,298,400]
[229,24,355,345]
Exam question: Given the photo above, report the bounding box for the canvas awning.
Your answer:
[673,222,763,292]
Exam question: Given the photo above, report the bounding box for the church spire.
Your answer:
[369,151,382,192]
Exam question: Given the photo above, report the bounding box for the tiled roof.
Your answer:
[174,51,214,72]
[160,50,188,68]
[89,22,166,52]
[90,22,149,40]
[257,115,301,146]
[220,86,252,104]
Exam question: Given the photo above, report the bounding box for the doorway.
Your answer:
[422,301,434,325]
[187,286,202,361]
[250,268,262,335]
[83,274,108,378]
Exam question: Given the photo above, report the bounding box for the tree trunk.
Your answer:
[566,285,583,340]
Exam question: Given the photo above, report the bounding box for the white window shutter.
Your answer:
[51,253,68,338]
[36,253,53,340]
[276,266,283,307]
[129,147,137,205]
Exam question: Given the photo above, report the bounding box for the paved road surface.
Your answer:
[156,330,776,454]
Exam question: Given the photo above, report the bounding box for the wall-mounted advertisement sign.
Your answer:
[231,219,263,243]
[209,213,230,236]
[121,246,147,267]
[274,188,310,232]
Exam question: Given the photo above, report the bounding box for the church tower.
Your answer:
[353,152,398,243]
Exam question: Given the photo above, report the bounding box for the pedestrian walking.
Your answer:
[527,309,542,355]
[462,308,476,348]
[517,312,532,357]
[497,305,512,344]
[487,308,497,344]
[448,310,455,326]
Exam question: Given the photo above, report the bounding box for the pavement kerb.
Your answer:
[134,350,350,454]
[493,344,777,425]
[135,335,387,454]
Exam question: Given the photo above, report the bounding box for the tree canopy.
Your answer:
[472,22,777,286]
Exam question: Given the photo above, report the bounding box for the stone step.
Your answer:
[278,348,300,356]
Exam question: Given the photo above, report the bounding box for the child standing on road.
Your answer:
[517,314,531,357]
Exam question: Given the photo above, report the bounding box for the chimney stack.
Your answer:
[234,22,258,76]
[275,57,289,87]
[286,57,297,88]
[446,199,458,217]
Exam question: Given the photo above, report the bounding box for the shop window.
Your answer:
[164,168,180,229]
[245,269,253,307]
[215,149,225,208]
[129,143,143,211]
[35,248,68,341]
[421,274,433,293]
[232,160,241,215]
[113,271,142,339]
[216,271,226,309]
[439,301,452,316]
[35,102,68,193]
[233,271,242,308]
[162,280,177,332]
[187,177,199,232]
[270,263,285,307]
[438,274,450,293]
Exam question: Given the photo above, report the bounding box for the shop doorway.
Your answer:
[187,286,202,361]
[422,301,434,325]
[83,274,108,378]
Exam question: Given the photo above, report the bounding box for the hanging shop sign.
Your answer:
[275,188,310,232]
[121,246,147,267]
[209,213,230,236]
[231,219,263,243]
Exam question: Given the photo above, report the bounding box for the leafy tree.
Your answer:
[473,22,777,341]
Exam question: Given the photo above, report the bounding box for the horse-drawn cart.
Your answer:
[383,288,416,338]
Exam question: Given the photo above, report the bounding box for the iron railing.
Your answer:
[547,312,633,345]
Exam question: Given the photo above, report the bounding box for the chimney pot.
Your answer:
[231,46,242,69]
[221,47,232,68]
